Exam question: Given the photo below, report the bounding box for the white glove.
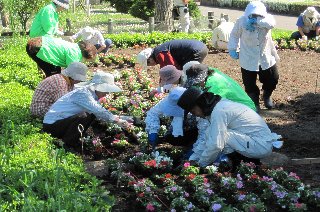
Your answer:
[115,118,132,130]
[119,115,134,123]
[302,35,308,41]
[316,36,319,41]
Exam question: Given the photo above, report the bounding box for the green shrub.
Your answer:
[105,0,134,13]
[189,0,201,18]
[129,0,154,21]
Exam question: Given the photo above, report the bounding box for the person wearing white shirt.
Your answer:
[71,26,112,53]
[43,71,132,147]
[212,21,235,50]
[146,87,209,153]
[177,87,282,168]
[228,1,279,110]
[173,0,190,33]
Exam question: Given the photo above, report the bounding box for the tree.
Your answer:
[0,0,9,27]
[3,0,49,33]
[154,0,173,32]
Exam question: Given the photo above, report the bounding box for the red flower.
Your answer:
[250,174,259,180]
[144,160,157,168]
[128,181,136,186]
[138,192,144,197]
[249,205,256,212]
[159,161,168,167]
[165,173,172,179]
[203,177,208,184]
[187,173,196,180]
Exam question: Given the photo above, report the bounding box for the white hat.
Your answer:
[160,87,186,117]
[53,0,69,10]
[61,62,88,81]
[77,70,122,93]
[244,1,267,18]
[182,61,200,84]
[136,48,153,70]
[304,7,319,19]
[81,26,94,41]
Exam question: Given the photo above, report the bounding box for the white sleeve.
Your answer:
[227,18,241,51]
[71,30,82,40]
[189,118,210,161]
[96,31,106,46]
[256,14,275,30]
[198,110,229,167]
[145,101,164,134]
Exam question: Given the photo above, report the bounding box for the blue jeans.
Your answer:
[94,39,112,53]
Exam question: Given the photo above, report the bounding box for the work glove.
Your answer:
[214,153,229,163]
[302,35,308,41]
[245,17,257,32]
[228,50,239,60]
[119,115,134,123]
[115,118,133,130]
[148,133,158,149]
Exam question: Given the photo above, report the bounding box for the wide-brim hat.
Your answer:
[159,87,186,117]
[304,7,319,19]
[53,0,69,10]
[81,26,94,40]
[182,61,200,84]
[61,62,88,82]
[159,65,182,86]
[184,64,209,88]
[77,70,122,92]
[177,87,202,112]
[136,48,153,70]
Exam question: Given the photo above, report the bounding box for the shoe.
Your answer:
[263,96,274,109]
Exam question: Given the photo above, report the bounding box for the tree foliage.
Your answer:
[3,0,49,32]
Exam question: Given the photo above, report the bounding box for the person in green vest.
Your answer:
[29,0,69,38]
[26,36,97,78]
[184,62,257,112]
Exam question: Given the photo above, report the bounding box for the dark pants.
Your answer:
[26,44,61,77]
[227,151,261,171]
[241,64,279,103]
[291,30,317,40]
[43,112,95,147]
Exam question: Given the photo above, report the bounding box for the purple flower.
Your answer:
[184,192,190,197]
[274,191,287,199]
[145,187,151,192]
[238,194,246,201]
[222,179,229,186]
[171,186,177,192]
[171,209,176,212]
[236,181,243,189]
[187,203,193,209]
[262,176,273,182]
[271,182,278,191]
[237,174,242,181]
[206,189,214,195]
[313,191,320,198]
[212,203,222,211]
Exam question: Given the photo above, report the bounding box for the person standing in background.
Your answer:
[29,0,69,38]
[173,0,190,33]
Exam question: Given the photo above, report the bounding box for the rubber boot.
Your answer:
[247,92,260,112]
[263,91,274,109]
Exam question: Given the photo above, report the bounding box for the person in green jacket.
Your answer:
[29,0,69,38]
[184,63,257,111]
[26,36,97,78]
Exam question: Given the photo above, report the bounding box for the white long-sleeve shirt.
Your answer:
[228,14,279,71]
[72,29,105,46]
[191,99,281,167]
[43,87,116,124]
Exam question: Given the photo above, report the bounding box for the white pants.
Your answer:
[223,130,273,159]
[178,7,190,33]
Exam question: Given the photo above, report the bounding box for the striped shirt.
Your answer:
[30,74,72,118]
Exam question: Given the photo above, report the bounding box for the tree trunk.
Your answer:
[0,3,9,27]
[154,0,173,32]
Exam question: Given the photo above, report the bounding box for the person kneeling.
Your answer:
[43,71,132,147]
[177,87,282,168]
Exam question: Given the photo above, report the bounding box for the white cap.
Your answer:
[61,62,88,81]
[77,70,122,93]
[81,26,94,40]
[136,48,153,70]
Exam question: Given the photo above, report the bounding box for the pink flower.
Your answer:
[289,172,300,180]
[295,203,303,208]
[99,97,107,104]
[112,139,120,144]
[184,162,190,168]
[146,203,155,211]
